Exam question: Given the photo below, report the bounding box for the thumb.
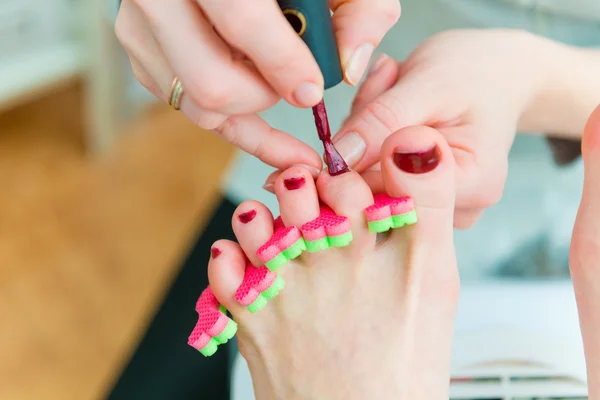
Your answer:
[333,71,435,172]
[330,0,401,86]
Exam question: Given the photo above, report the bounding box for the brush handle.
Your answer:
[277,0,343,90]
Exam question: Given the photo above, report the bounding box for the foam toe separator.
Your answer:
[235,261,285,314]
[188,287,238,357]
[301,205,353,252]
[365,194,417,233]
[257,217,306,271]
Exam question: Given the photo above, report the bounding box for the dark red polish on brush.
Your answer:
[211,247,222,259]
[284,177,306,190]
[312,99,349,176]
[238,209,257,224]
[393,146,441,174]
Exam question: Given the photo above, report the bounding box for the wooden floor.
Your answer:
[0,84,236,400]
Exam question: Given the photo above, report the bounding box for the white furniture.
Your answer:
[232,280,588,399]
[0,0,128,153]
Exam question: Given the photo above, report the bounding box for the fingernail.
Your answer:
[393,146,441,174]
[293,82,323,107]
[211,247,222,259]
[368,53,389,76]
[333,132,367,167]
[262,182,275,193]
[345,43,375,85]
[283,176,306,190]
[238,209,257,224]
[292,164,321,178]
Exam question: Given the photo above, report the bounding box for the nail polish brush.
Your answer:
[277,0,349,176]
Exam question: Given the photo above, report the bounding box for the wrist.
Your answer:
[519,35,600,138]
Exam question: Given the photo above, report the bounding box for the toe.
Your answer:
[316,169,375,248]
[188,240,245,356]
[274,166,320,228]
[380,126,456,240]
[207,239,248,315]
[232,201,274,267]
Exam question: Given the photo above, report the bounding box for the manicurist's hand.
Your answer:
[335,29,599,228]
[115,0,401,173]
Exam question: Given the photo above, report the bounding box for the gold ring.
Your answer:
[168,77,184,111]
[282,9,307,36]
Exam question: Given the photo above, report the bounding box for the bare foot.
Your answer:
[207,127,459,399]
[571,104,600,398]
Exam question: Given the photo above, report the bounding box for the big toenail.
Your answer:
[238,209,257,224]
[283,177,306,190]
[393,146,441,174]
[211,247,222,259]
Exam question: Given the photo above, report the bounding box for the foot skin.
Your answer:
[208,127,459,400]
[570,105,600,398]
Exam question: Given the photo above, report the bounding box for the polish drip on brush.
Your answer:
[312,100,348,176]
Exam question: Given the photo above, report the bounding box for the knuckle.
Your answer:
[187,82,231,110]
[216,5,262,44]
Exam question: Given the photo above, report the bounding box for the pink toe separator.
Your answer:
[188,287,230,350]
[365,193,414,222]
[234,261,277,306]
[256,217,302,264]
[301,205,351,241]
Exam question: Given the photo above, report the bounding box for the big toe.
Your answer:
[380,126,456,242]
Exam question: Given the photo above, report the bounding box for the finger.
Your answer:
[198,0,324,108]
[116,2,175,101]
[330,0,401,85]
[138,0,279,115]
[214,114,323,171]
[129,52,229,130]
[333,71,436,172]
[350,53,400,115]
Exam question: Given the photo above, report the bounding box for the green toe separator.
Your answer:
[305,231,353,252]
[214,319,238,343]
[368,210,418,233]
[199,341,218,357]
[265,238,307,272]
[247,275,285,314]
[199,319,238,357]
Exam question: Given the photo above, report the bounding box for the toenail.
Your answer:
[211,247,222,259]
[393,146,441,174]
[283,177,306,190]
[238,209,257,224]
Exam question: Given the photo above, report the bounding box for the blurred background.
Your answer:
[0,1,236,398]
[0,0,591,399]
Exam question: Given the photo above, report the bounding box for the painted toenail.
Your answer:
[211,247,222,259]
[283,177,306,190]
[393,146,441,174]
[238,209,257,224]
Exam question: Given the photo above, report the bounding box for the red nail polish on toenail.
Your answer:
[393,146,441,174]
[211,247,222,259]
[238,209,257,224]
[283,177,306,190]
